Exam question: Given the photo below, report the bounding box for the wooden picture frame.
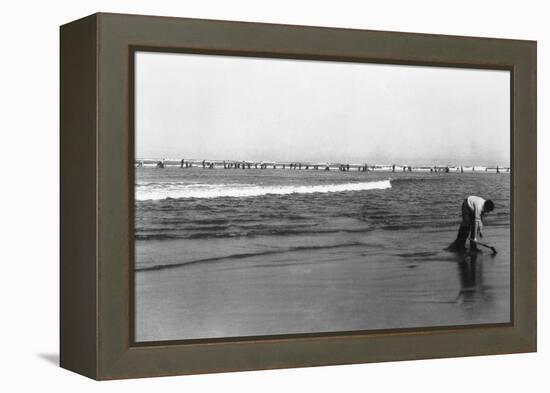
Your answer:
[60,12,536,380]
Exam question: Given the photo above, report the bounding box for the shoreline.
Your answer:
[135,225,510,342]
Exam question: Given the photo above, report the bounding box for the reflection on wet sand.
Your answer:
[455,251,498,309]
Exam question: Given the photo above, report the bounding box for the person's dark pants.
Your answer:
[450,199,477,252]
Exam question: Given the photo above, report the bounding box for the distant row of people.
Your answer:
[137,160,509,174]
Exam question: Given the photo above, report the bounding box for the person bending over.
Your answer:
[449,196,494,252]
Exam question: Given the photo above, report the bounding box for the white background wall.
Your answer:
[0,0,546,391]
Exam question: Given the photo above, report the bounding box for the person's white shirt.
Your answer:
[467,195,486,222]
[466,195,486,240]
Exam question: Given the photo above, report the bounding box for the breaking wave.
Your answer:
[135,180,392,201]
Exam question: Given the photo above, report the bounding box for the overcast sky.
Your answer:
[135,52,510,166]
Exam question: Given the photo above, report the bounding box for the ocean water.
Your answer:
[134,167,510,340]
[135,168,509,270]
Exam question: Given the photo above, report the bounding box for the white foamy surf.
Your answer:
[136,180,391,201]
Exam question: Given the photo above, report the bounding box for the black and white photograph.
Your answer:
[133,51,510,343]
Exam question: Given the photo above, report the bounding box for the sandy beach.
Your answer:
[135,225,510,342]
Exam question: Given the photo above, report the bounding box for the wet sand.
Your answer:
[135,225,510,342]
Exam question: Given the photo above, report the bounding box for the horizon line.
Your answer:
[135,157,510,169]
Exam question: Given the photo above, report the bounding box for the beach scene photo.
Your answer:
[133,52,510,342]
